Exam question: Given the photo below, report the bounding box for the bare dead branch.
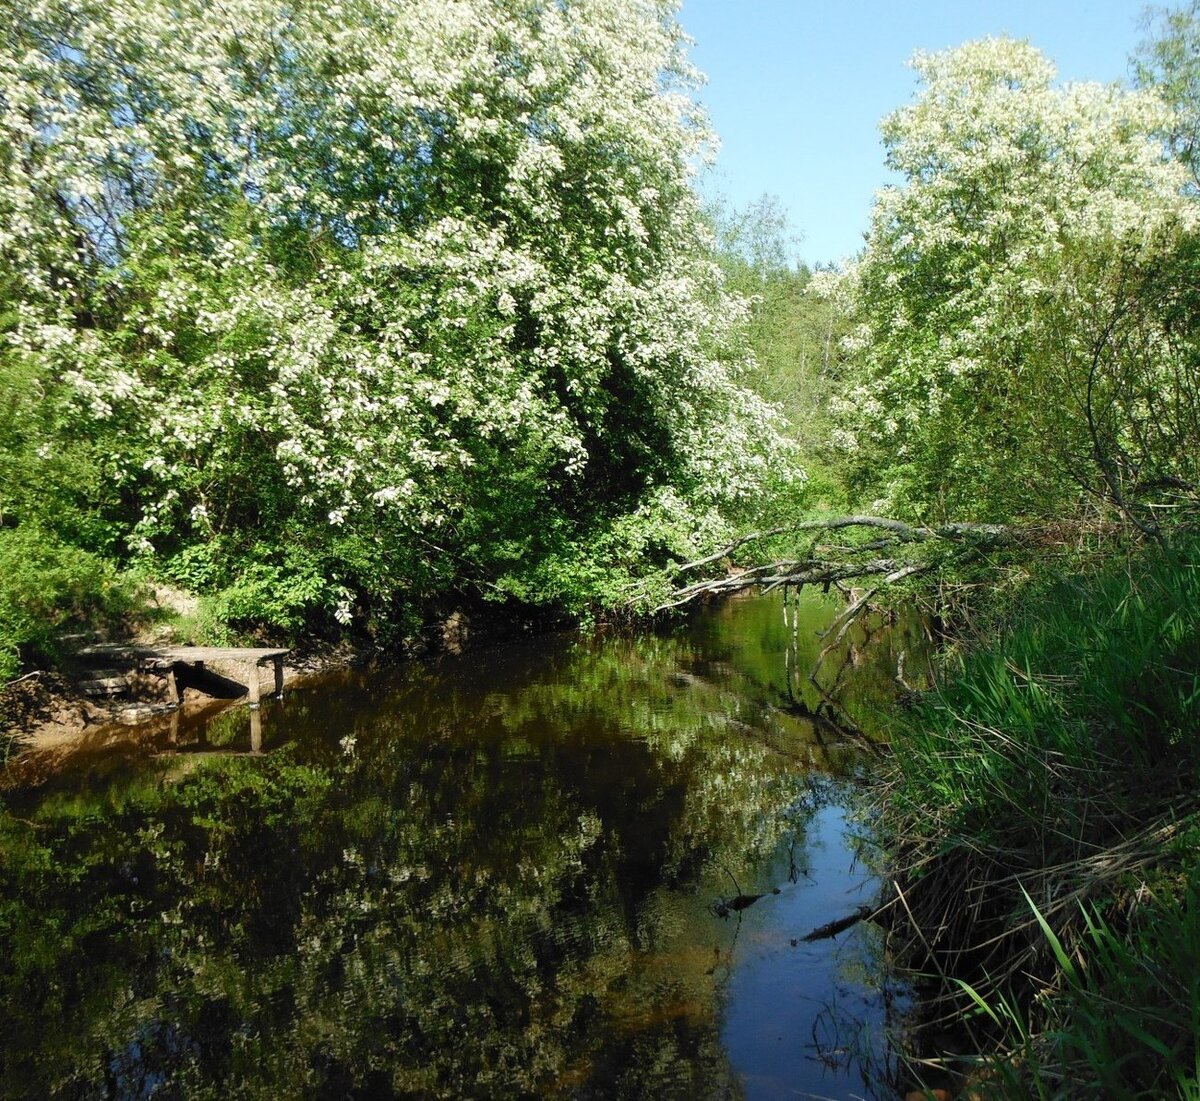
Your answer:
[654,558,911,613]
[656,551,945,613]
[672,516,1017,579]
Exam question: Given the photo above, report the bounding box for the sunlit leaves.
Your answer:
[823,38,1198,521]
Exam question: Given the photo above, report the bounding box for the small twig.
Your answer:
[4,670,47,686]
[810,563,931,683]
[819,586,879,640]
[719,861,743,898]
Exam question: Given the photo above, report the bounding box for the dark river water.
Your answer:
[0,590,927,1100]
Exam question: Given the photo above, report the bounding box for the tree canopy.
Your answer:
[819,37,1199,524]
[0,0,791,657]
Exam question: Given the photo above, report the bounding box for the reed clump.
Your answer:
[879,534,1200,1098]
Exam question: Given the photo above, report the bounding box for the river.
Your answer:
[0,589,928,1100]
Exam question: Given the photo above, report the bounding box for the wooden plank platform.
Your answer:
[79,644,290,707]
[150,646,290,664]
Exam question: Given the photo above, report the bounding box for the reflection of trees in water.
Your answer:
[682,587,930,766]
[0,593,922,1098]
[775,780,913,1101]
[808,938,912,1100]
[0,626,848,1099]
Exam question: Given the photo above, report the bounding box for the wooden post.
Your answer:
[246,662,261,706]
[167,664,181,704]
[249,707,263,754]
[273,656,284,699]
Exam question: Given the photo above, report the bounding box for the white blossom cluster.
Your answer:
[2,0,790,611]
[820,38,1197,516]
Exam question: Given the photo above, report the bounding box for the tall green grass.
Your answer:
[883,536,1200,1098]
[954,878,1200,1099]
[891,537,1200,843]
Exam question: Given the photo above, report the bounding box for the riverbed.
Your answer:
[0,590,927,1100]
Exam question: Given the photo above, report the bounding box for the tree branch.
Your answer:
[672,515,1014,579]
[655,517,1021,613]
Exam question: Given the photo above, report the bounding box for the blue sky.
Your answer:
[678,0,1154,265]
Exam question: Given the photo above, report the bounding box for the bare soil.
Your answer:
[1,593,528,769]
[0,641,367,760]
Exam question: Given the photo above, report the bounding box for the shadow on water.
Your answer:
[0,589,929,1100]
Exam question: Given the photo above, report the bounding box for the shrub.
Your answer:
[0,526,134,681]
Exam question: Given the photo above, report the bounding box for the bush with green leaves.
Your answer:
[0,527,135,680]
[819,38,1199,525]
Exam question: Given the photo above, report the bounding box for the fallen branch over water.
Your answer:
[654,515,1026,613]
[673,516,1016,578]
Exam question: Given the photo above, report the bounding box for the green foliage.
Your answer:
[959,884,1200,1099]
[0,294,129,560]
[892,537,1200,838]
[1136,1,1200,187]
[160,539,355,641]
[708,196,850,452]
[475,486,734,618]
[205,563,338,639]
[1043,884,1200,1098]
[0,526,135,680]
[0,0,795,662]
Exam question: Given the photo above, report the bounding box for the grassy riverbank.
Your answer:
[881,534,1200,1097]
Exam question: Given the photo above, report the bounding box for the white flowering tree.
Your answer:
[0,0,791,637]
[1136,1,1200,187]
[822,38,1199,524]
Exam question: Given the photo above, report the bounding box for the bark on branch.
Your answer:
[656,559,905,613]
[673,516,1014,577]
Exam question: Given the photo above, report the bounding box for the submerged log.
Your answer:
[798,904,876,943]
[709,888,781,919]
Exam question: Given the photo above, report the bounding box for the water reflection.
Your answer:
[0,590,924,1099]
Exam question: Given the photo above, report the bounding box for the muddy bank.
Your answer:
[0,598,568,776]
[0,641,370,774]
